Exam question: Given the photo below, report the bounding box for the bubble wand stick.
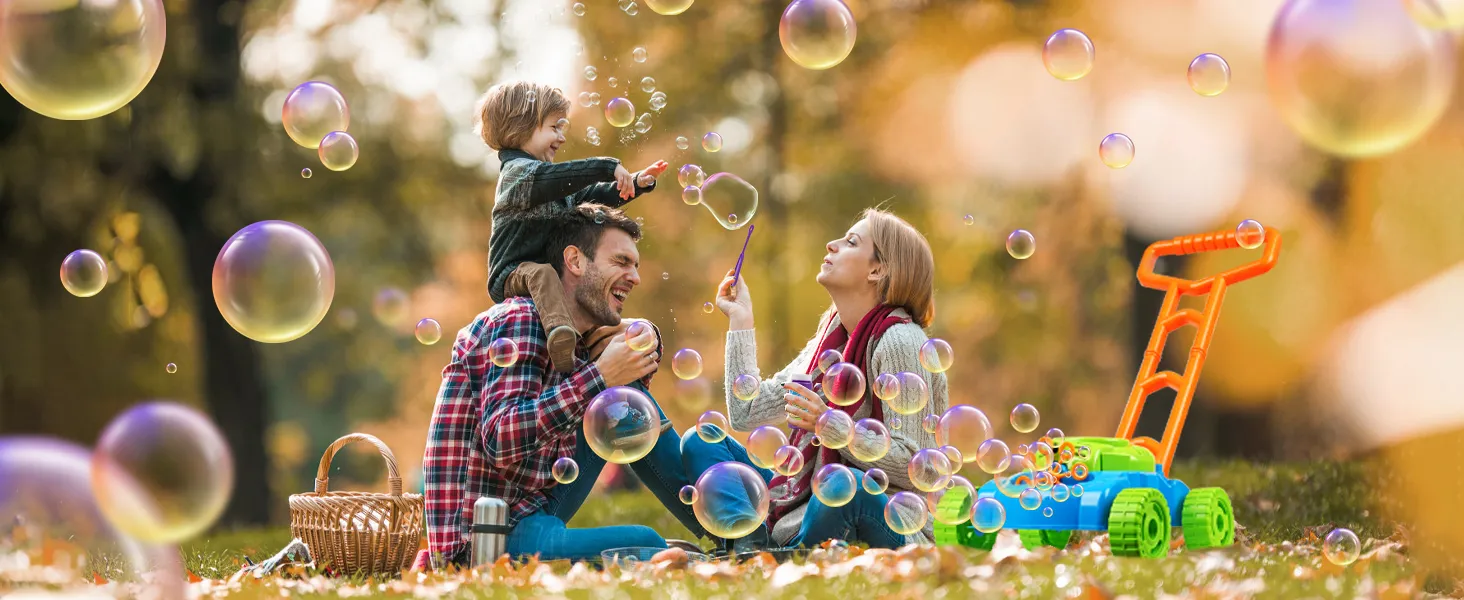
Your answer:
[730,224,754,291]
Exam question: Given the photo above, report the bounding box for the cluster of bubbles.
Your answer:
[282,81,358,171]
[586,125,602,146]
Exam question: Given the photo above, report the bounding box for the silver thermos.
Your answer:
[471,496,509,566]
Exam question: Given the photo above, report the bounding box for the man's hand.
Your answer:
[584,319,660,361]
[635,160,670,187]
[595,332,659,387]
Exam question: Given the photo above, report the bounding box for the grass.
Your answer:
[156,459,1457,598]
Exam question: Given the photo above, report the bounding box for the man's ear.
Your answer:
[562,245,587,277]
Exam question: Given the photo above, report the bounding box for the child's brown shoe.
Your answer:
[547,325,579,373]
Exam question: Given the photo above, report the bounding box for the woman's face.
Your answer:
[817,219,879,291]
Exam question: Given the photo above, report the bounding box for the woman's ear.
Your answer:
[867,263,883,284]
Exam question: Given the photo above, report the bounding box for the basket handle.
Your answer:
[313,433,403,497]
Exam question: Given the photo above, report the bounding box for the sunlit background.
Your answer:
[4,0,1464,571]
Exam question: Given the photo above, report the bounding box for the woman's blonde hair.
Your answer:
[473,80,571,150]
[862,208,935,327]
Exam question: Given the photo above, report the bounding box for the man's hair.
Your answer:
[547,204,643,276]
[473,80,571,150]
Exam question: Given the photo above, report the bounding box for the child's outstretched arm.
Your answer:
[520,157,626,208]
[568,160,669,207]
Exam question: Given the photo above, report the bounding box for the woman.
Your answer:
[682,208,949,552]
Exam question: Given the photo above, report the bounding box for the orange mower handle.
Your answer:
[1136,226,1281,295]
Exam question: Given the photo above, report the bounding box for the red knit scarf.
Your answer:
[767,304,910,525]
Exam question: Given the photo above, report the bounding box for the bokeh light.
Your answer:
[812,463,857,507]
[884,491,928,535]
[1042,28,1094,81]
[691,461,770,539]
[605,97,635,128]
[0,0,167,120]
[373,287,409,327]
[814,409,853,449]
[552,457,579,484]
[93,402,234,544]
[282,81,350,149]
[213,221,335,344]
[1099,133,1134,168]
[778,0,858,70]
[699,172,759,230]
[849,418,891,462]
[1265,0,1456,158]
[415,318,441,345]
[60,249,108,298]
[1187,53,1231,96]
[746,425,788,469]
[673,348,703,379]
[583,386,660,464]
[318,131,359,171]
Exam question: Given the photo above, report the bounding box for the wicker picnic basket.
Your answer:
[288,433,424,576]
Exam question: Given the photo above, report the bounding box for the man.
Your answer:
[423,204,705,567]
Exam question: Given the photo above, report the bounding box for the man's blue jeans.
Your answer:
[679,428,905,549]
[504,388,707,561]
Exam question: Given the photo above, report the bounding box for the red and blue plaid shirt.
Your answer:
[422,297,656,565]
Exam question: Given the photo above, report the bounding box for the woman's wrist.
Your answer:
[728,313,754,331]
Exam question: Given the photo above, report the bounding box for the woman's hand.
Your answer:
[782,382,825,430]
[715,269,754,331]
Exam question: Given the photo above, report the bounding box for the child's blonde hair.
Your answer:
[474,81,571,151]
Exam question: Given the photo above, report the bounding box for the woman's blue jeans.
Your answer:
[679,427,905,549]
[504,386,707,561]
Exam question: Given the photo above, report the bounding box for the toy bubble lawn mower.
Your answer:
[934,226,1281,558]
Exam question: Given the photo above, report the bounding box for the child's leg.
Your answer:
[506,262,579,372]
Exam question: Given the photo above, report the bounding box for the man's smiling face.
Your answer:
[572,227,641,327]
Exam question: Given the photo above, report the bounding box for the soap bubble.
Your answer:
[679,484,698,504]
[872,373,901,401]
[552,457,579,484]
[732,374,761,401]
[673,348,703,379]
[921,414,940,433]
[747,425,788,469]
[887,372,929,415]
[971,497,1005,533]
[812,463,857,507]
[977,439,1010,474]
[1266,0,1456,158]
[936,405,992,463]
[963,214,975,226]
[165,362,177,374]
[699,172,758,230]
[702,301,715,314]
[1237,219,1266,249]
[1405,0,1464,28]
[692,461,770,539]
[93,402,233,543]
[1072,484,1084,497]
[1323,527,1361,566]
[678,164,706,188]
[605,97,635,128]
[1006,229,1036,260]
[626,320,656,352]
[849,418,891,462]
[301,168,312,178]
[372,288,409,327]
[625,2,639,15]
[573,2,586,16]
[908,448,952,492]
[1018,488,1042,511]
[641,76,656,92]
[773,445,804,476]
[918,338,953,373]
[415,318,442,345]
[1043,28,1094,81]
[282,82,349,149]
[702,132,723,152]
[814,409,854,449]
[318,131,359,171]
[590,92,601,105]
[885,491,928,535]
[682,185,702,205]
[994,454,1035,498]
[696,411,730,443]
[0,0,167,120]
[778,0,858,70]
[940,445,964,467]
[648,0,694,15]
[824,362,866,406]
[632,47,648,63]
[213,221,335,343]
[60,249,108,297]
[1099,133,1134,168]
[1042,506,1054,518]
[608,77,619,89]
[1010,403,1040,433]
[488,337,519,368]
[1044,427,1065,442]
[1051,483,1070,502]
[928,475,976,525]
[676,136,690,149]
[1,437,185,596]
[817,349,844,374]
[649,91,667,111]
[1030,441,1055,470]
[1187,53,1231,96]
[579,92,592,107]
[583,386,660,464]
[584,66,597,81]
[1033,470,1055,490]
[862,468,889,494]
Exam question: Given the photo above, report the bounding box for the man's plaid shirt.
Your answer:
[422,297,657,565]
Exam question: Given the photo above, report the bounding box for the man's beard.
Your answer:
[575,262,622,327]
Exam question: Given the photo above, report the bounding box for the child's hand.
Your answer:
[636,160,670,187]
[615,164,635,200]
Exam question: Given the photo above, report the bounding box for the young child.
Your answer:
[476,80,669,372]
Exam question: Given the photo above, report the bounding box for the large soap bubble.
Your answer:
[824,362,866,406]
[935,405,992,463]
[0,0,167,120]
[812,463,857,507]
[1266,0,1456,158]
[747,425,788,469]
[778,0,857,70]
[213,221,336,343]
[583,386,660,464]
[849,418,891,462]
[813,409,853,449]
[699,172,758,230]
[60,249,108,297]
[0,437,184,597]
[93,402,234,544]
[691,461,770,539]
[885,491,928,535]
[282,81,350,149]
